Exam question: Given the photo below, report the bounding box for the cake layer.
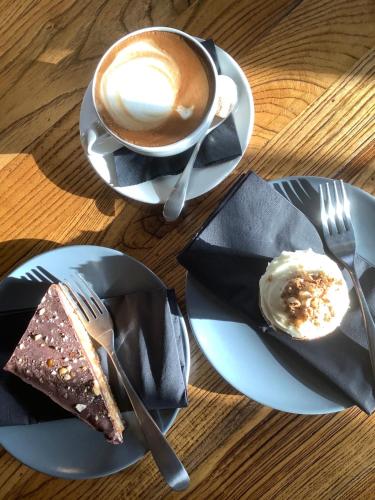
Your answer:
[4,284,124,444]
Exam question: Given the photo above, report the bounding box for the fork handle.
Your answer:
[108,349,190,491]
[349,271,375,381]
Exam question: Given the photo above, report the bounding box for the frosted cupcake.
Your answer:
[259,249,350,340]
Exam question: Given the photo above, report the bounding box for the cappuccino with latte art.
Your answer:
[94,30,215,148]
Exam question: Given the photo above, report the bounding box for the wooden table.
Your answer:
[1,0,374,498]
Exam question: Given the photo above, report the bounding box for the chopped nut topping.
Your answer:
[58,367,69,377]
[75,404,87,413]
[92,381,100,396]
[46,359,55,368]
[33,334,42,341]
[39,308,45,315]
[287,297,301,307]
[282,271,339,327]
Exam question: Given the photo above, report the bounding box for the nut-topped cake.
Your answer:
[259,249,350,340]
[4,283,124,443]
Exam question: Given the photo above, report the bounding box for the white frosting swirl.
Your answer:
[99,40,182,131]
[259,250,349,340]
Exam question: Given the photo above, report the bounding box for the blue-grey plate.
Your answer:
[186,176,375,414]
[0,245,190,479]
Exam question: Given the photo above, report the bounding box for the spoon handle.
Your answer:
[163,138,203,222]
[109,350,190,490]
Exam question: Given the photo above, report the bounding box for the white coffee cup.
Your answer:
[89,26,220,158]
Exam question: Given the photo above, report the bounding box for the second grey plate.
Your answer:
[186,176,375,414]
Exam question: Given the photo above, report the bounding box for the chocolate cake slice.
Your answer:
[4,283,124,444]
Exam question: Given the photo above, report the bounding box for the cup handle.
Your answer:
[215,74,238,117]
[81,122,123,155]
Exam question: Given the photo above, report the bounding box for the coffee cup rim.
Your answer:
[92,26,218,156]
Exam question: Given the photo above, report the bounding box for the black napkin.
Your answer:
[113,40,242,187]
[0,288,188,426]
[178,172,375,414]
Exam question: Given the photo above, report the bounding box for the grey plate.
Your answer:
[186,176,375,414]
[0,245,190,479]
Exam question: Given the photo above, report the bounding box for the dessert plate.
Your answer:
[0,245,190,479]
[79,43,254,204]
[186,176,375,414]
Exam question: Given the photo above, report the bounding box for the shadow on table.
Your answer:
[27,133,163,216]
[0,239,59,280]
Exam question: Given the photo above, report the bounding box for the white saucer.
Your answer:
[79,45,254,204]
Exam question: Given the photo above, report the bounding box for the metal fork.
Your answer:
[320,180,375,380]
[63,276,190,491]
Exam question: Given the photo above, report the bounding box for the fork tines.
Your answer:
[319,180,353,237]
[63,275,103,322]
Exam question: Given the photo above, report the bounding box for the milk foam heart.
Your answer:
[100,41,182,131]
[94,31,214,147]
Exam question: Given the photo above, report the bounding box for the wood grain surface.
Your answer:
[0,0,375,498]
